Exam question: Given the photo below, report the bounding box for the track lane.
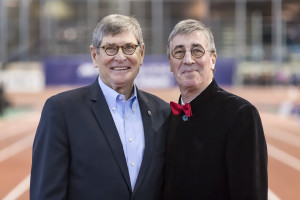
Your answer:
[1,87,299,200]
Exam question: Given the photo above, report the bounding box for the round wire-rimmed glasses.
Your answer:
[171,45,213,59]
[100,43,139,56]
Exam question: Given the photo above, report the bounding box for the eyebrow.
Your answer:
[102,43,115,46]
[101,42,137,46]
[192,43,203,48]
[173,43,204,49]
[173,45,184,49]
[98,42,113,47]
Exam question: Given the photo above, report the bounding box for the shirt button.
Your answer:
[125,115,128,119]
[112,107,116,111]
[129,138,133,142]
[119,96,123,100]
[131,162,135,166]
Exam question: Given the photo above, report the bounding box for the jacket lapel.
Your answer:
[89,80,132,192]
[132,89,155,194]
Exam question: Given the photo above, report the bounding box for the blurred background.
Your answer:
[0,0,300,199]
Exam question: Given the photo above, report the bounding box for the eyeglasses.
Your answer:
[100,43,139,56]
[171,45,213,59]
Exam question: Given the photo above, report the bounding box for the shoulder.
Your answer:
[41,85,95,113]
[138,90,169,107]
[216,87,255,110]
[49,85,91,103]
[214,86,261,121]
[137,89,170,116]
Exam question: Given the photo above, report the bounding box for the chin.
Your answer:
[180,81,199,88]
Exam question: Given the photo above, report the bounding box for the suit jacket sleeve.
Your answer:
[226,104,268,200]
[31,97,69,200]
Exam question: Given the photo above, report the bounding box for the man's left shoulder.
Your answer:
[216,87,256,110]
[138,90,169,107]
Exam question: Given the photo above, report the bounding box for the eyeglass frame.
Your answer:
[99,43,140,56]
[170,45,214,60]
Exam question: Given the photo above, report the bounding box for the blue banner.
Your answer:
[44,55,235,87]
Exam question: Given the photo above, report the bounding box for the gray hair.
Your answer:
[92,14,143,54]
[167,19,216,55]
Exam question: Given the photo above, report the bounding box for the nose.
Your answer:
[114,47,127,62]
[183,51,195,65]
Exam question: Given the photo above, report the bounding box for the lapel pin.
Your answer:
[148,110,152,116]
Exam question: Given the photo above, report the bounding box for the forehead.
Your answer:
[171,31,207,48]
[102,31,137,44]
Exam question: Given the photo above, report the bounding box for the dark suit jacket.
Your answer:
[30,79,170,200]
[165,79,268,200]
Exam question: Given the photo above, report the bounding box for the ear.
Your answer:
[90,45,98,68]
[139,43,145,66]
[167,46,173,72]
[169,58,173,73]
[211,52,217,71]
[170,65,173,73]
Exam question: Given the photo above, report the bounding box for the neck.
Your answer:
[113,84,134,100]
[99,76,134,100]
[180,79,212,104]
[180,88,202,104]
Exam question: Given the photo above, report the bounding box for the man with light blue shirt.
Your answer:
[98,77,144,189]
[30,14,170,200]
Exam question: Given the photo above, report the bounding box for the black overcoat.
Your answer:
[165,79,268,200]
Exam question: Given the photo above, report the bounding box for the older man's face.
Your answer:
[169,31,216,92]
[91,31,144,92]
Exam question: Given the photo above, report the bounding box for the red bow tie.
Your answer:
[170,101,193,117]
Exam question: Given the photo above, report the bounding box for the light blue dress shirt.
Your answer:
[98,77,145,190]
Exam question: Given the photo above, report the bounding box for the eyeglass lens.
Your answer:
[172,46,205,59]
[103,43,138,56]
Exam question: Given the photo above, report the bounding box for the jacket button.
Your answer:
[182,115,188,121]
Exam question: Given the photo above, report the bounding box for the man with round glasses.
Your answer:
[164,19,268,199]
[30,14,170,200]
[100,43,140,56]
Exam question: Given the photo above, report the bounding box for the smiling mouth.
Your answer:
[111,67,130,71]
[183,69,198,74]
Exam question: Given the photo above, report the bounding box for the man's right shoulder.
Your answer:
[48,84,91,103]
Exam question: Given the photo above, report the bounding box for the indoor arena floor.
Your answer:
[0,85,300,200]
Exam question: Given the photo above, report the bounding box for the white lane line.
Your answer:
[0,111,39,129]
[2,174,30,200]
[268,143,300,172]
[0,134,34,162]
[268,188,281,200]
[0,126,35,142]
[265,125,300,148]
